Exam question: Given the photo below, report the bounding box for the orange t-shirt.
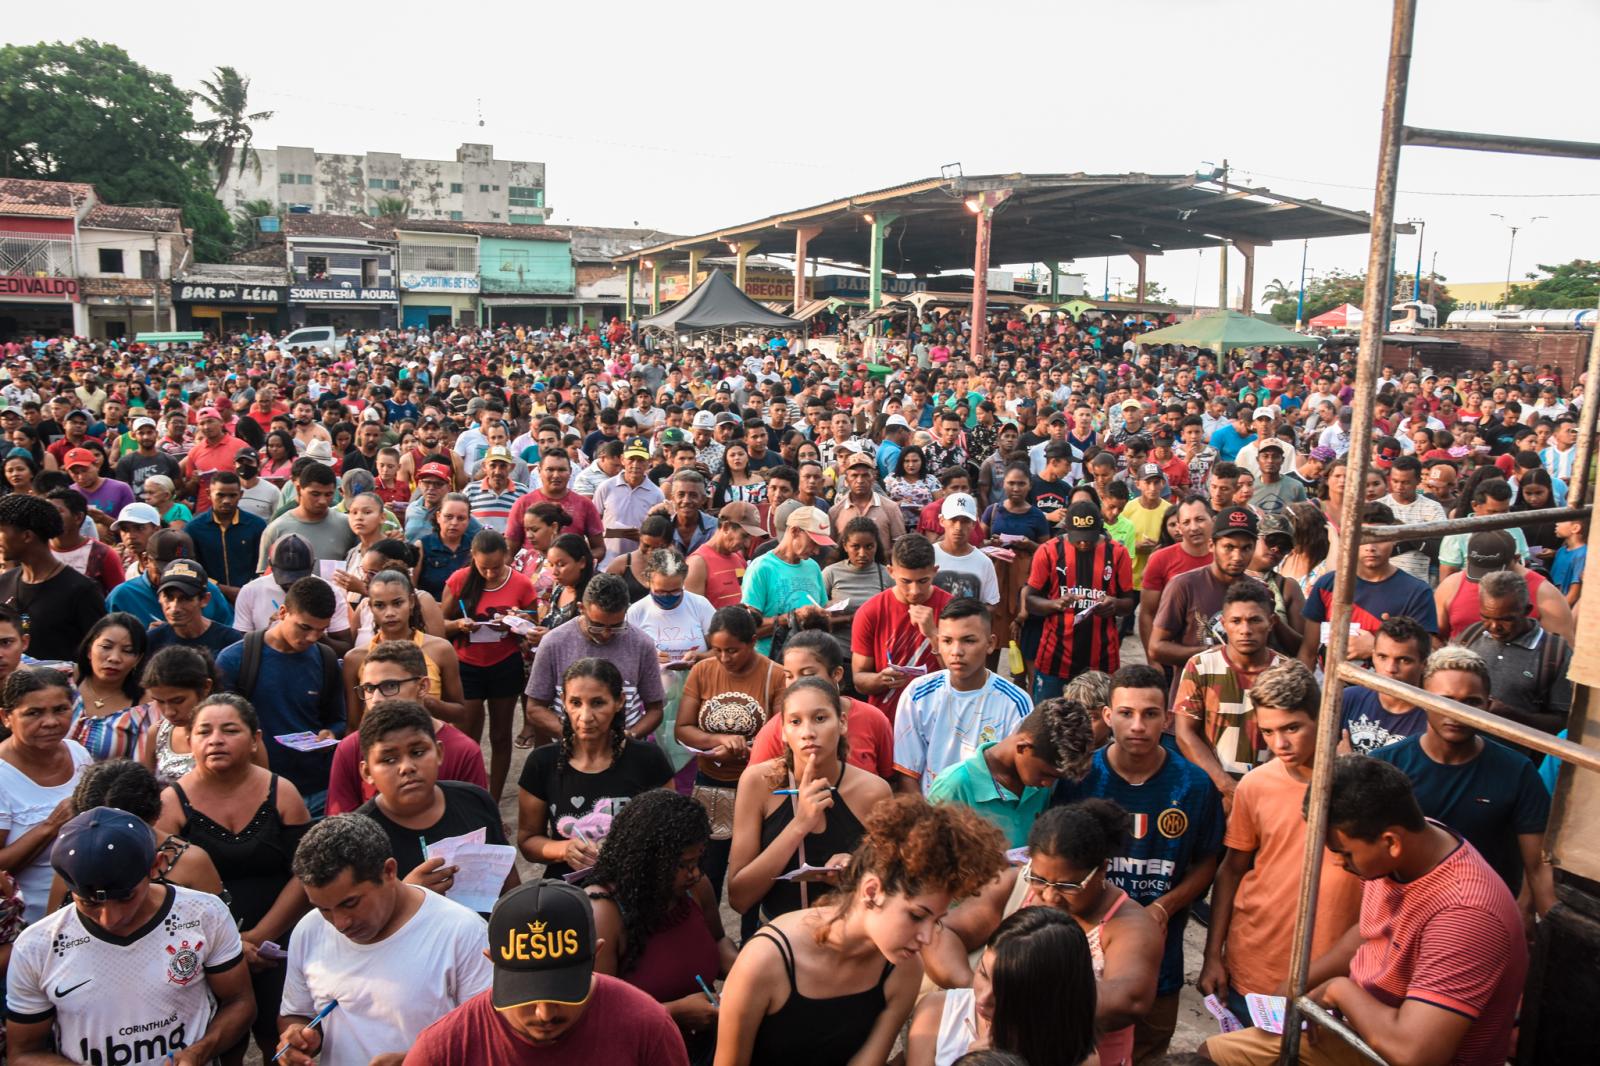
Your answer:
[1222,758,1363,996]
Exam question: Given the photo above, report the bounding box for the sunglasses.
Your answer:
[1020,861,1097,895]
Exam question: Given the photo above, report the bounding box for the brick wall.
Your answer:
[1382,329,1593,386]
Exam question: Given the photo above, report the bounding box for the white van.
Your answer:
[275,326,344,356]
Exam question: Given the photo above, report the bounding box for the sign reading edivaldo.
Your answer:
[0,276,79,301]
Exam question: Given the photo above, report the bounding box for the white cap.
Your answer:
[691,411,716,429]
[940,492,979,521]
[303,439,335,464]
[131,416,157,432]
[112,502,162,530]
[884,414,911,429]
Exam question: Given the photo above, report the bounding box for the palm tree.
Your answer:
[372,196,410,220]
[232,198,276,231]
[194,66,275,192]
[1261,278,1295,305]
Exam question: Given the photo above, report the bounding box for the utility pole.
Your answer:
[1216,159,1230,310]
[151,231,161,333]
[1491,214,1547,308]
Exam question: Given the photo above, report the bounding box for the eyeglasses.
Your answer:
[357,677,422,698]
[583,618,628,634]
[1020,862,1096,895]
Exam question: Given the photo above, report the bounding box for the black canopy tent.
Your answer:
[636,269,802,339]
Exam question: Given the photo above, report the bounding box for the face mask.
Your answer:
[651,591,684,611]
[558,412,575,425]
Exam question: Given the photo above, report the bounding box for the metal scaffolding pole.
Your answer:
[1278,0,1415,1060]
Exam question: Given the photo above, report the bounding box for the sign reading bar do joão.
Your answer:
[0,276,79,301]
[175,282,285,304]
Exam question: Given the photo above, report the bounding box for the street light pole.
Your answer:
[1409,218,1426,301]
[1491,214,1548,308]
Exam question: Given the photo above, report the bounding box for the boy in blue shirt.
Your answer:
[1551,514,1586,606]
[1053,663,1224,1061]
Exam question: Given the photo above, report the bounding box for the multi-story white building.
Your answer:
[219,142,550,225]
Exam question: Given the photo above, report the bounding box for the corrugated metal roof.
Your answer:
[83,205,183,232]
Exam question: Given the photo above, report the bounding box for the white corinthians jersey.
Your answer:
[6,883,242,1065]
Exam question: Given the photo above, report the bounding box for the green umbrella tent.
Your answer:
[1132,310,1322,350]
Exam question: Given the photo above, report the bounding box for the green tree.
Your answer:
[194,66,274,192]
[1261,278,1295,305]
[1117,280,1174,304]
[1507,260,1600,309]
[372,195,410,219]
[0,38,234,260]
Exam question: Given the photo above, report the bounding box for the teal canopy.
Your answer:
[1132,310,1322,351]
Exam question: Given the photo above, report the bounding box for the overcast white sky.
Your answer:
[8,0,1597,306]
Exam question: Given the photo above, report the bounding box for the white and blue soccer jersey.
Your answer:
[892,670,1031,794]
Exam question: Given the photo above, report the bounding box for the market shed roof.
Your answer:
[613,173,1403,274]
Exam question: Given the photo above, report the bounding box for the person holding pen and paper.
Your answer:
[738,505,831,656]
[276,814,491,1066]
[726,678,890,923]
[850,534,951,718]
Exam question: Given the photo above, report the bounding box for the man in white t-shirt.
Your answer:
[6,807,253,1065]
[931,493,1000,608]
[892,598,1031,795]
[275,815,493,1066]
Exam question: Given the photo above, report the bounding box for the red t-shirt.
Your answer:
[1026,535,1133,678]
[1142,543,1213,601]
[1348,829,1526,1066]
[915,499,986,541]
[505,489,605,552]
[850,586,951,715]
[405,984,688,1066]
[444,568,539,667]
[1157,456,1190,492]
[748,695,896,781]
[324,723,489,816]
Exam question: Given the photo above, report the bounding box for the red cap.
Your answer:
[197,406,223,421]
[418,461,452,482]
[63,447,98,470]
[1493,453,1515,475]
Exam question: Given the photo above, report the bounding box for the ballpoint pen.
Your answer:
[272,1000,339,1062]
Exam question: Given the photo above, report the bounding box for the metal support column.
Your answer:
[1280,1,1415,1059]
[649,261,661,314]
[1130,253,1148,305]
[792,227,822,310]
[686,249,703,294]
[1217,240,1230,310]
[867,213,900,314]
[625,262,636,322]
[732,240,760,292]
[968,190,1012,361]
[1048,262,1061,303]
[1237,242,1258,314]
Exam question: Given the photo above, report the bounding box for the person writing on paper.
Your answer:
[277,814,492,1066]
[748,630,897,782]
[851,534,952,715]
[1201,756,1528,1066]
[340,570,466,731]
[726,677,891,923]
[582,789,737,1062]
[517,658,674,880]
[716,795,1006,1066]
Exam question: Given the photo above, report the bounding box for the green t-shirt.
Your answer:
[927,742,1051,848]
[741,550,826,655]
[1105,513,1138,560]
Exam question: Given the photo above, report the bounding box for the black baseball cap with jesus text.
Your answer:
[489,879,597,1010]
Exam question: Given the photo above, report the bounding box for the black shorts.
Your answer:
[459,654,525,700]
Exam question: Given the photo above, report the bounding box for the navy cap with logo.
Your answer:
[1214,506,1260,541]
[269,534,316,588]
[1065,500,1105,545]
[158,558,209,597]
[52,806,156,903]
[489,880,597,1010]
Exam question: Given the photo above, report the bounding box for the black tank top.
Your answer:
[757,765,866,919]
[747,924,894,1066]
[620,553,650,602]
[173,775,306,931]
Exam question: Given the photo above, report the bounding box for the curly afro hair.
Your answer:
[820,795,1007,936]
[583,789,710,975]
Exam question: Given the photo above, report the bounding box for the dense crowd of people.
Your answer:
[0,312,1586,1065]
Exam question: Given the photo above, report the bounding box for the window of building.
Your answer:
[450,182,463,194]
[361,258,379,288]
[492,184,500,191]
[98,248,123,274]
[479,184,490,193]
[509,214,543,225]
[449,211,464,221]
[491,212,501,220]
[509,187,545,208]
[385,179,400,190]
[139,249,158,279]
[369,178,385,189]
[351,174,363,186]
[296,174,312,185]
[306,255,329,281]
[279,173,296,185]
